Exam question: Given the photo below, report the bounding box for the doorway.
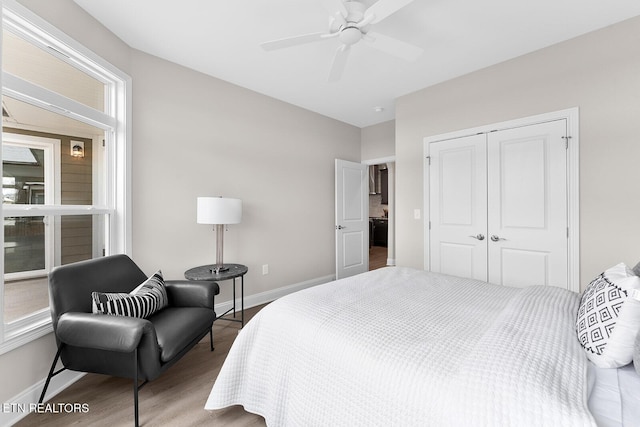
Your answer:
[367,160,395,271]
[334,158,396,278]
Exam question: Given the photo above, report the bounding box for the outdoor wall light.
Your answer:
[70,140,84,158]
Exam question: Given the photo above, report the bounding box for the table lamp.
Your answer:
[197,197,242,273]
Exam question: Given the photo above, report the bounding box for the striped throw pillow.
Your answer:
[92,270,168,318]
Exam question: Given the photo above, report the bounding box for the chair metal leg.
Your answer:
[209,328,214,351]
[39,344,66,404]
[133,348,139,427]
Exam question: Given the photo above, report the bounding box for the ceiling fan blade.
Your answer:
[261,32,328,51]
[329,13,347,32]
[364,0,416,24]
[365,31,423,62]
[355,14,375,29]
[328,44,351,82]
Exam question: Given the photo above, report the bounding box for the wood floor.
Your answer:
[369,245,388,271]
[15,306,268,427]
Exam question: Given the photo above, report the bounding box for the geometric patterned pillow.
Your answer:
[92,270,168,319]
[633,261,640,277]
[576,263,640,368]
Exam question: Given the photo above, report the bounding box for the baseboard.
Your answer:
[386,258,396,266]
[1,369,85,427]
[214,273,335,314]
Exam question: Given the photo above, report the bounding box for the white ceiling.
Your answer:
[73,0,640,128]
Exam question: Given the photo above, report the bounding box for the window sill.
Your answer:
[0,316,53,356]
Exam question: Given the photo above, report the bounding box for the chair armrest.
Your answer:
[164,280,219,309]
[56,312,152,353]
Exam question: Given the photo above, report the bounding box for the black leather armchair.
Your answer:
[39,254,219,426]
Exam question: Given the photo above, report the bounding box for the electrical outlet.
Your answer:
[262,264,269,275]
[414,209,421,220]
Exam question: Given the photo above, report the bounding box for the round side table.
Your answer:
[185,263,248,327]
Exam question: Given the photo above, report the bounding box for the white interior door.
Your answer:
[335,159,368,279]
[487,120,568,288]
[429,134,488,281]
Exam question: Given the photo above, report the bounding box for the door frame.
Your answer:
[363,155,396,267]
[423,107,580,291]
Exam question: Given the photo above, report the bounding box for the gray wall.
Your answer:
[395,16,640,288]
[361,120,395,161]
[129,50,361,300]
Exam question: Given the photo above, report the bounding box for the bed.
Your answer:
[205,266,640,426]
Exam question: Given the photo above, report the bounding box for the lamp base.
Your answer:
[212,224,228,274]
[209,264,230,274]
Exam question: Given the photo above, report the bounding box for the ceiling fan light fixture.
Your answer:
[339,26,362,45]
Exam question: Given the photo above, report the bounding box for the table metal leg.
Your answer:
[201,269,246,328]
[232,277,236,318]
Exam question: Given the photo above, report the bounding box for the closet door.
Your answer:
[487,120,568,288]
[429,134,487,281]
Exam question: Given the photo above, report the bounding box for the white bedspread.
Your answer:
[206,267,597,426]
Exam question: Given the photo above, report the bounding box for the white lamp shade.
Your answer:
[197,197,242,225]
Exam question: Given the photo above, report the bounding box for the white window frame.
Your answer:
[0,0,132,354]
[3,133,59,281]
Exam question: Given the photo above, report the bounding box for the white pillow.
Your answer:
[576,263,640,368]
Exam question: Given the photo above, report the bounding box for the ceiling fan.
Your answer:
[260,0,423,82]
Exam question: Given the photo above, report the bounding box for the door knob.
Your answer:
[336,225,346,230]
[490,235,506,242]
[469,234,485,241]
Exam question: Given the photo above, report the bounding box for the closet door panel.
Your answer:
[500,138,546,228]
[500,249,549,288]
[487,120,568,288]
[429,134,487,281]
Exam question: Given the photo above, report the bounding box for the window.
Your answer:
[0,1,131,353]
[3,133,57,283]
